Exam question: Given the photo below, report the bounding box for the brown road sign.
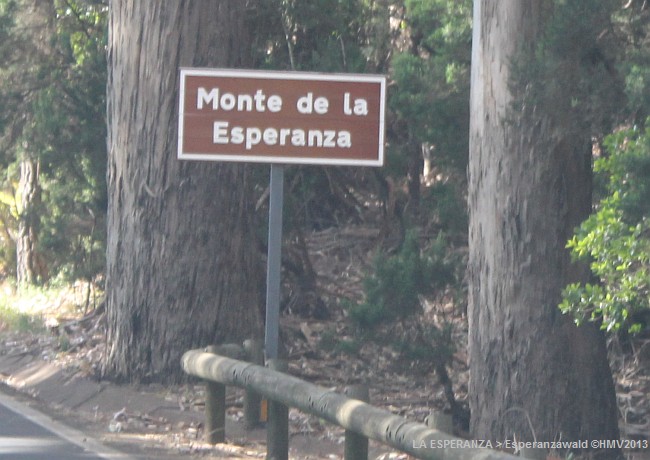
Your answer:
[178,68,386,166]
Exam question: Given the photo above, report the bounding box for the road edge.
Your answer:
[0,389,139,460]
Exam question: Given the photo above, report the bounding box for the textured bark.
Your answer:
[468,0,619,451]
[105,1,263,383]
[17,158,43,285]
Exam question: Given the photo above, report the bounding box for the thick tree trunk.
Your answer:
[105,1,263,383]
[468,0,619,452]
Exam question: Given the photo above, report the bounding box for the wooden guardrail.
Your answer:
[181,347,520,460]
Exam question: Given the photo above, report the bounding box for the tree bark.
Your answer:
[15,0,54,286]
[17,157,43,285]
[105,1,263,383]
[468,0,619,452]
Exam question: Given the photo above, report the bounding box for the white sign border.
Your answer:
[177,68,386,167]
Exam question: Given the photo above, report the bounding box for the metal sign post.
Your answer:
[178,68,385,460]
[178,68,386,362]
[265,164,284,360]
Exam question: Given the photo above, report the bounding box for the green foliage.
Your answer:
[625,62,650,118]
[345,230,460,373]
[348,231,456,330]
[423,181,468,235]
[404,0,470,55]
[252,0,367,72]
[39,1,107,282]
[560,121,650,333]
[0,1,16,82]
[510,0,624,135]
[384,0,471,237]
[0,0,18,145]
[613,2,650,120]
[334,338,361,355]
[394,322,455,366]
[0,0,107,283]
[389,0,472,172]
[599,127,650,222]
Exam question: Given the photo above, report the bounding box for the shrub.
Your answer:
[348,231,456,330]
[560,120,650,333]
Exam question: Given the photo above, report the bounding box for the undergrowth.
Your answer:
[0,280,97,334]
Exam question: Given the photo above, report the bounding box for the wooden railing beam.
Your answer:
[182,349,519,460]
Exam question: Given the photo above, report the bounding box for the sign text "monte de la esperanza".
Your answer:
[178,69,386,166]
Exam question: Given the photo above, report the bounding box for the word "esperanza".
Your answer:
[213,123,352,150]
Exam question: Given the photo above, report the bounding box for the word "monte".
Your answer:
[178,69,386,166]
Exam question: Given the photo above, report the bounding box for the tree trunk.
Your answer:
[468,0,619,452]
[105,1,263,383]
[17,158,43,285]
[15,0,54,286]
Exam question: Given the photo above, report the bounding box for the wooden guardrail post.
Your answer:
[344,384,369,460]
[203,343,247,444]
[205,345,226,444]
[243,339,264,428]
[266,359,289,460]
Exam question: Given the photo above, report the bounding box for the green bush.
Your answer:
[348,231,456,330]
[424,181,468,235]
[394,322,455,366]
[560,120,650,333]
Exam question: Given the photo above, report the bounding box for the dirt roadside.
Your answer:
[0,340,405,460]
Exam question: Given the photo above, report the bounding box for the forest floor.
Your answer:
[0,224,649,459]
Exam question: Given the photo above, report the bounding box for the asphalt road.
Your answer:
[0,391,134,460]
